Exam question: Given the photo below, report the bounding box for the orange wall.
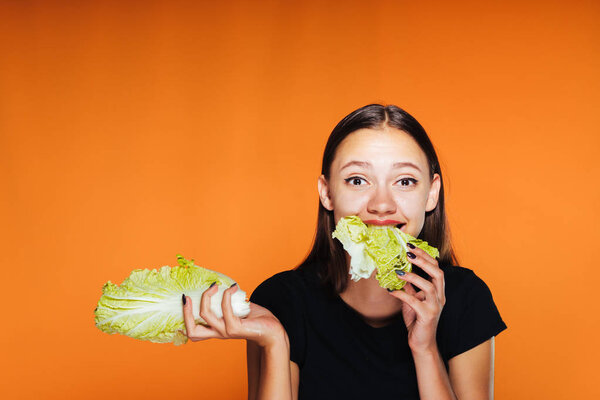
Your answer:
[1,1,598,399]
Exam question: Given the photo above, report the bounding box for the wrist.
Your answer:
[263,336,289,357]
[410,344,440,359]
[256,325,289,350]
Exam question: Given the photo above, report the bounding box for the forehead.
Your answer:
[332,127,429,171]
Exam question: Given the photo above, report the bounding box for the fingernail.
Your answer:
[230,282,237,288]
[209,282,217,289]
[182,294,186,305]
[407,242,415,249]
[407,251,416,259]
[396,270,406,276]
[387,288,394,292]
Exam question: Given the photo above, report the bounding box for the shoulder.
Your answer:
[257,269,304,287]
[249,264,321,367]
[251,269,304,296]
[439,264,505,324]
[438,265,507,359]
[249,264,317,306]
[441,265,492,297]
[441,264,477,284]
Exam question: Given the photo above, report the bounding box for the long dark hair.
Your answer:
[295,104,459,294]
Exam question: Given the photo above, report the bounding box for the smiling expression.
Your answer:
[318,126,441,238]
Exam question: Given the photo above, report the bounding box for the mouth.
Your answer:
[363,219,406,229]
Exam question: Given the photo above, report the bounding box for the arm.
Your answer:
[388,244,457,399]
[413,338,494,400]
[247,341,260,400]
[412,346,457,400]
[182,285,294,399]
[389,246,502,399]
[448,337,495,400]
[290,360,299,400]
[246,334,296,400]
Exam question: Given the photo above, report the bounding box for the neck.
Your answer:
[339,256,403,327]
[343,272,389,301]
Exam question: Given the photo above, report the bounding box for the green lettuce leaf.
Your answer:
[94,255,250,345]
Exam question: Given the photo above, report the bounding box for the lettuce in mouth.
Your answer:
[332,216,440,290]
[94,255,250,345]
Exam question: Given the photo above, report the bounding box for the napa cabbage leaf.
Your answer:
[94,254,250,345]
[332,216,440,290]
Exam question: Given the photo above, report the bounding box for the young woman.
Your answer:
[182,104,507,400]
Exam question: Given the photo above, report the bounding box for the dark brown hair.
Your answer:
[295,104,459,294]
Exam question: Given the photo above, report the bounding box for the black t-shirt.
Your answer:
[250,260,507,400]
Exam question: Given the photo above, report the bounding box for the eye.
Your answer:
[344,176,367,186]
[397,178,418,187]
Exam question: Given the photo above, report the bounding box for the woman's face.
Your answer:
[318,127,441,238]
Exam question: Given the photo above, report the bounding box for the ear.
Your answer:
[317,174,334,211]
[425,173,441,212]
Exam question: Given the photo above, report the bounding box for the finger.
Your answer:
[388,288,426,315]
[406,246,444,296]
[406,243,438,263]
[403,282,426,301]
[407,249,439,279]
[199,283,227,336]
[413,261,444,303]
[179,324,218,342]
[221,283,241,337]
[182,295,197,337]
[182,295,218,340]
[397,271,435,300]
[403,282,417,296]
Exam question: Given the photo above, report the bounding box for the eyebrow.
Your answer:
[340,160,422,172]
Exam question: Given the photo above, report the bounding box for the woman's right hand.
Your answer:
[181,283,286,348]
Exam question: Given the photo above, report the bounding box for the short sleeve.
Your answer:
[444,270,507,360]
[249,272,307,367]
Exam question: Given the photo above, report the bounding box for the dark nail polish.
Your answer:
[407,242,415,249]
[407,251,416,259]
[396,270,406,276]
[230,282,237,288]
[182,294,186,305]
[209,282,216,289]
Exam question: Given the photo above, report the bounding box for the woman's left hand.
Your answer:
[388,244,445,354]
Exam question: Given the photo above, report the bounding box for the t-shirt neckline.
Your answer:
[300,261,405,332]
[334,292,405,331]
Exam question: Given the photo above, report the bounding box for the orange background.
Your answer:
[1,1,598,399]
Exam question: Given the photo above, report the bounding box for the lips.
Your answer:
[363,219,405,228]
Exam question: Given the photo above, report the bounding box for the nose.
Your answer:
[366,185,396,216]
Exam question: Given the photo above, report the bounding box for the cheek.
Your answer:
[398,194,429,232]
[396,193,428,217]
[331,190,368,222]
